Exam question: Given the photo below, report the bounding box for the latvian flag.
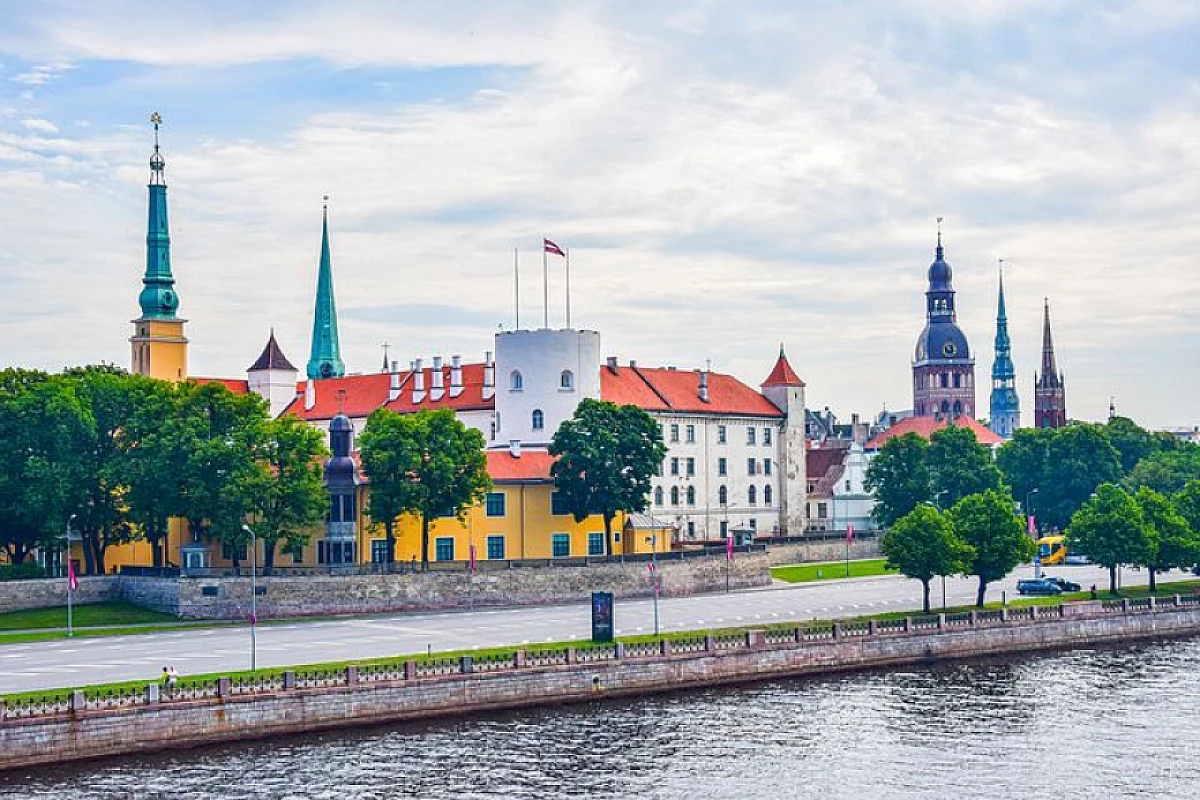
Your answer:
[543,238,565,257]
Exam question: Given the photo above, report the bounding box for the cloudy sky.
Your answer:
[1,0,1197,428]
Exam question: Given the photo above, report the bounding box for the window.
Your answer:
[485,492,506,517]
[487,535,506,560]
[686,424,695,443]
[717,425,727,444]
[940,373,948,388]
[671,486,680,506]
[551,491,569,516]
[560,370,574,390]
[329,493,356,523]
[532,409,544,430]
[749,518,757,531]
[510,370,523,391]
[686,457,695,476]
[764,485,773,506]
[368,540,387,564]
[748,486,757,506]
[654,486,664,506]
[952,400,962,415]
[817,502,828,519]
[719,485,728,505]
[687,521,695,537]
[670,458,680,476]
[587,532,605,556]
[763,427,772,446]
[552,533,570,558]
[435,537,455,562]
[763,459,772,476]
[747,458,757,475]
[288,542,304,564]
[747,427,757,445]
[320,540,357,565]
[686,486,696,506]
[844,480,851,492]
[222,542,247,562]
[941,400,950,414]
[718,457,727,476]
[720,521,728,538]
[953,373,961,389]
[670,424,680,443]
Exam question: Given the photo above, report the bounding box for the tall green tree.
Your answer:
[865,432,930,527]
[1066,483,1151,594]
[244,415,329,574]
[1134,487,1200,591]
[1124,447,1200,496]
[1040,424,1122,532]
[948,490,1032,607]
[928,424,1005,508]
[1173,480,1200,542]
[1105,416,1160,475]
[549,399,667,556]
[996,427,1054,519]
[360,408,489,569]
[880,504,971,613]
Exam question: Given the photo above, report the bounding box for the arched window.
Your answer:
[718,485,728,506]
[654,486,664,506]
[510,370,523,391]
[940,373,949,388]
[532,409,544,430]
[953,373,962,389]
[764,485,772,506]
[952,400,962,415]
[748,486,757,505]
[941,400,950,414]
[670,486,680,506]
[686,486,696,506]
[560,370,574,390]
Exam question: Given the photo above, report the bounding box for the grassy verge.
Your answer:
[771,559,897,583]
[0,601,177,632]
[10,577,1198,706]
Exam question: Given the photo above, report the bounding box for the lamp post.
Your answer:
[241,524,258,672]
[1026,488,1040,578]
[64,514,77,637]
[649,533,660,637]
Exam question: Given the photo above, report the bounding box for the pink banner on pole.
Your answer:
[726,534,733,561]
[846,524,854,544]
[469,543,477,575]
[1028,515,1037,536]
[67,560,78,591]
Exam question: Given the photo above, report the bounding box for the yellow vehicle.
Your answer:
[1037,535,1068,566]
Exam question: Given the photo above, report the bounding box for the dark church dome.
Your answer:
[928,250,953,291]
[915,322,971,362]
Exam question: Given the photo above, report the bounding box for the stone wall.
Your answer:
[0,577,120,615]
[1,601,1196,772]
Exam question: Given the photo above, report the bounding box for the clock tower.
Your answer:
[912,220,975,419]
[130,113,188,382]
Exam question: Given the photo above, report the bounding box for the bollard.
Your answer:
[904,617,912,632]
[704,634,716,652]
[614,643,627,660]
[514,650,528,668]
[147,683,160,704]
[969,610,977,626]
[1175,595,1182,608]
[0,700,5,722]
[868,620,877,636]
[404,661,417,680]
[831,623,842,639]
[746,630,765,649]
[1000,607,1008,622]
[283,670,296,690]
[1121,598,1130,613]
[346,665,359,686]
[69,691,86,713]
[1148,596,1156,611]
[937,614,946,629]
[217,678,231,700]
[566,647,577,665]
[660,640,672,656]
[459,657,473,675]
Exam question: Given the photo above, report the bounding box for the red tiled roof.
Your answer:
[807,441,850,483]
[486,449,556,483]
[865,415,1004,449]
[191,377,249,395]
[282,363,494,421]
[601,366,783,417]
[761,349,805,387]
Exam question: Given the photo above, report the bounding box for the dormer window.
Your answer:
[510,370,523,391]
[560,370,574,390]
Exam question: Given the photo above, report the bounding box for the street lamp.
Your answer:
[241,524,258,671]
[1025,489,1040,578]
[64,514,78,637]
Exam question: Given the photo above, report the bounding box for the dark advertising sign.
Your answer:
[591,591,614,643]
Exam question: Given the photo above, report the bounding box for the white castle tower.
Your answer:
[493,328,602,448]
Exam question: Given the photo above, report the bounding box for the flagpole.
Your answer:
[514,246,520,329]
[542,235,549,328]
[565,247,571,329]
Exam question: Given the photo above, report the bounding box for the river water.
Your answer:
[3,637,1199,799]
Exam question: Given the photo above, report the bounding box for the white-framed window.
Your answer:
[670,458,680,476]
[764,458,772,476]
[717,425,727,444]
[747,427,757,445]
[670,424,680,443]
[748,486,757,506]
[718,457,727,476]
[686,424,695,443]
[532,409,544,430]
[718,485,728,505]
[560,370,574,390]
[510,370,523,391]
[747,458,756,475]
[654,486,664,506]
[763,427,772,446]
[686,486,696,506]
[671,487,680,506]
[764,485,773,506]
[686,457,695,476]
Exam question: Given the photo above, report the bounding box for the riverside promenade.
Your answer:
[2,595,1198,771]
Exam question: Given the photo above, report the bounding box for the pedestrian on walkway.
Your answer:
[166,665,179,693]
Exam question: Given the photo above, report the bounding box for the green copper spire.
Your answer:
[307,198,345,380]
[989,261,1020,438]
[137,112,180,319]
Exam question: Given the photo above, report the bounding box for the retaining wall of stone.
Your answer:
[0,577,120,615]
[0,599,1194,772]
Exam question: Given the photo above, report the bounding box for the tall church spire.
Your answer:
[307,198,346,381]
[1034,299,1067,428]
[988,263,1020,438]
[912,218,975,420]
[138,112,179,319]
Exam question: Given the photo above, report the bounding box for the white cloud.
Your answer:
[21,117,58,133]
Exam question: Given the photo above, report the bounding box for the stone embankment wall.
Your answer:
[0,539,879,618]
[0,598,1195,772]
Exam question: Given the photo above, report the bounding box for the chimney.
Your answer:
[629,359,637,369]
[851,413,860,426]
[431,356,445,401]
[388,361,400,402]
[412,359,426,403]
[304,379,315,411]
[450,355,463,397]
[699,370,710,403]
[483,350,495,400]
[606,356,618,374]
[509,439,521,458]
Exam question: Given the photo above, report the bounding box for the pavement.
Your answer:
[0,562,1183,694]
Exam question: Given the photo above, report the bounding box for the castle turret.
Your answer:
[247,329,299,418]
[761,345,807,536]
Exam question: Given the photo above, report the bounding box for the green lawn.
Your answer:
[771,558,897,583]
[0,601,177,632]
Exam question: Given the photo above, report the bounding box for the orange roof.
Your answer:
[761,348,805,387]
[486,449,556,483]
[191,377,249,395]
[865,415,1004,449]
[283,363,494,422]
[601,366,783,418]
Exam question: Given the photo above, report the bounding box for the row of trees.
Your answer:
[0,367,328,574]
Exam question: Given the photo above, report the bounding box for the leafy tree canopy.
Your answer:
[1134,487,1200,590]
[1124,447,1200,496]
[865,432,930,528]
[1066,483,1151,593]
[948,489,1032,607]
[1105,415,1161,475]
[881,504,971,612]
[1039,424,1122,532]
[928,424,1006,508]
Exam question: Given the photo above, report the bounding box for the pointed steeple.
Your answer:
[761,344,805,387]
[137,112,180,319]
[1040,299,1058,377]
[988,263,1019,438]
[307,198,346,381]
[248,328,297,372]
[1034,299,1067,428]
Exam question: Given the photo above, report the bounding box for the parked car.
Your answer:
[1064,553,1091,566]
[1017,578,1064,596]
[1042,576,1081,593]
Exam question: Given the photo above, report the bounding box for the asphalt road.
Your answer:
[0,563,1181,693]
